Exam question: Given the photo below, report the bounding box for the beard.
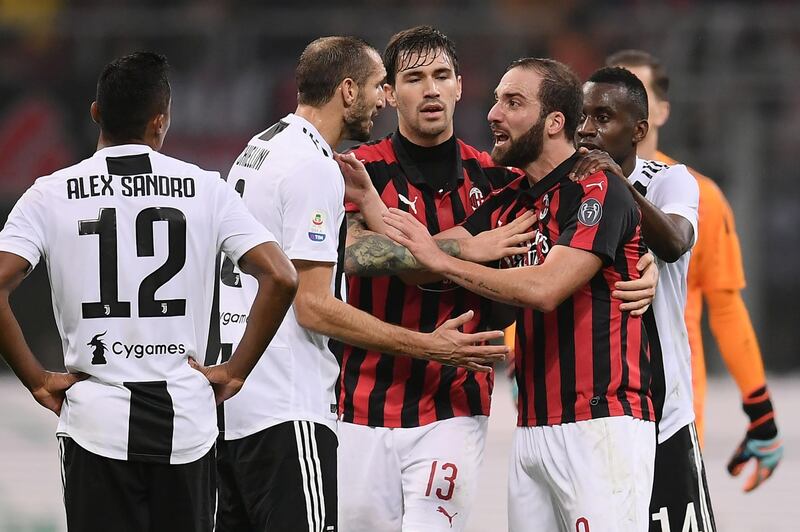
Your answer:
[491,113,546,168]
[343,96,373,142]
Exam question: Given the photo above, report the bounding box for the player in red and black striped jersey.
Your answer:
[341,135,515,427]
[337,27,525,532]
[381,58,657,531]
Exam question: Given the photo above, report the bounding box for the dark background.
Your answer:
[1,0,797,372]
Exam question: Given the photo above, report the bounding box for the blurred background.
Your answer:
[0,1,797,531]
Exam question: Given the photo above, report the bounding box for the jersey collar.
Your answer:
[390,130,464,190]
[518,152,580,205]
[284,113,334,158]
[94,144,155,158]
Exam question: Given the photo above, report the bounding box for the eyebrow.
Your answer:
[401,66,453,77]
[495,90,527,101]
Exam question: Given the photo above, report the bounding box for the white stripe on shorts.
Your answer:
[689,424,713,531]
[294,421,317,531]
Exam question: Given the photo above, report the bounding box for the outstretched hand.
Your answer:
[612,252,658,316]
[30,370,88,416]
[189,358,244,405]
[461,211,536,263]
[426,310,509,372]
[569,147,625,182]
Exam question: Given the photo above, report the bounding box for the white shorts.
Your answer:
[338,416,488,532]
[509,416,656,532]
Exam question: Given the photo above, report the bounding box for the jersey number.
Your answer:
[79,207,187,318]
[425,461,458,501]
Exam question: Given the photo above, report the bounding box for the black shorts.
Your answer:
[216,420,338,532]
[650,423,716,532]
[59,437,215,532]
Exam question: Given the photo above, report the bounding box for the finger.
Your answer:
[462,346,510,359]
[628,305,650,317]
[503,246,532,257]
[614,276,654,290]
[188,357,208,375]
[386,229,412,248]
[612,287,654,302]
[460,329,505,343]
[442,310,475,330]
[509,230,536,244]
[463,362,493,373]
[744,466,773,492]
[636,252,654,271]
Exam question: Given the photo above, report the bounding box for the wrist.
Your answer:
[742,385,778,439]
[23,368,48,392]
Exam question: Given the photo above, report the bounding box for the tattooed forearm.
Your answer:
[345,213,462,276]
[344,235,462,277]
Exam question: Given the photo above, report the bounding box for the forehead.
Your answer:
[582,82,629,111]
[495,67,541,100]
[367,49,387,77]
[397,48,454,75]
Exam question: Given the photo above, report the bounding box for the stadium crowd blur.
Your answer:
[0,0,798,371]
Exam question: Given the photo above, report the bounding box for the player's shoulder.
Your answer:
[150,151,221,182]
[349,134,394,164]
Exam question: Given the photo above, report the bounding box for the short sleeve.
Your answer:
[0,186,47,270]
[216,179,276,266]
[646,164,700,247]
[278,158,343,263]
[556,173,638,265]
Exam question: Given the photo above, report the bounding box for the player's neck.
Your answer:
[637,128,658,160]
[523,139,575,184]
[96,133,157,152]
[294,104,344,149]
[397,120,454,148]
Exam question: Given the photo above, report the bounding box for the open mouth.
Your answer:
[492,129,510,147]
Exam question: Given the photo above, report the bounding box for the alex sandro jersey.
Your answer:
[0,144,273,463]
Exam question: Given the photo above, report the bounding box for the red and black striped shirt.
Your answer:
[338,132,519,428]
[462,154,654,427]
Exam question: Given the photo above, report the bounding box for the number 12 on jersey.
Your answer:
[79,207,187,319]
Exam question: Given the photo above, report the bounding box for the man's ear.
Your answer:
[153,113,167,135]
[650,99,670,128]
[340,77,358,107]
[546,111,565,137]
[633,119,649,144]
[455,75,463,103]
[384,83,398,108]
[90,101,100,125]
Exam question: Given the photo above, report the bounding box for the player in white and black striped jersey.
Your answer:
[575,67,715,532]
[0,52,297,532]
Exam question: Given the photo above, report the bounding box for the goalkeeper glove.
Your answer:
[727,385,783,492]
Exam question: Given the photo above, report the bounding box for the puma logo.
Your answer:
[585,181,604,191]
[437,506,458,528]
[398,193,419,215]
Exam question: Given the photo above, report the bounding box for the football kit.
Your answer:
[215,113,343,532]
[0,144,274,531]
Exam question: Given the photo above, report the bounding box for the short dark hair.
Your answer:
[606,49,670,102]
[96,52,171,143]
[383,26,459,86]
[296,36,379,107]
[506,58,582,139]
[587,67,649,121]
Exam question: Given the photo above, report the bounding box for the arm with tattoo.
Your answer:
[344,212,461,277]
